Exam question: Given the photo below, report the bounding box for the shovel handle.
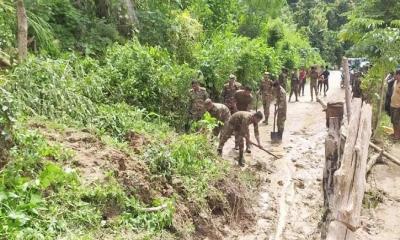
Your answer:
[248,140,279,159]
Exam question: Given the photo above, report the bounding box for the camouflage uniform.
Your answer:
[259,79,273,123]
[309,70,319,100]
[189,87,209,121]
[208,103,231,136]
[278,72,288,89]
[234,90,253,112]
[289,73,299,102]
[218,111,260,165]
[221,82,242,113]
[275,86,287,133]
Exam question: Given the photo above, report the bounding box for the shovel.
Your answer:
[271,104,282,143]
[248,140,279,159]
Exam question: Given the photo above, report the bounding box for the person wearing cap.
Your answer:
[204,98,231,137]
[221,74,242,114]
[259,72,274,125]
[217,111,263,166]
[273,81,287,135]
[234,86,253,112]
[188,80,209,121]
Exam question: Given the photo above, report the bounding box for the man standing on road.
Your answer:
[234,86,253,112]
[321,66,330,96]
[278,68,288,89]
[273,81,287,135]
[390,70,400,140]
[299,67,307,96]
[259,72,274,125]
[205,99,231,137]
[218,111,263,166]
[289,69,299,102]
[188,80,209,121]
[309,66,319,101]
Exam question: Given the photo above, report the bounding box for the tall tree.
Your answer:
[16,0,28,61]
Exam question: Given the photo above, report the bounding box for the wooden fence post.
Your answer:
[323,99,372,240]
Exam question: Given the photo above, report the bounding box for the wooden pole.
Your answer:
[317,97,400,166]
[323,117,341,207]
[367,153,382,174]
[342,57,352,123]
[369,141,400,166]
[325,99,372,240]
[322,117,341,239]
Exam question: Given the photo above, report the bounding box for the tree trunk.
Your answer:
[16,0,28,62]
[372,74,390,139]
[325,99,372,239]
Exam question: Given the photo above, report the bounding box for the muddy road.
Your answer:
[222,72,344,239]
[220,71,400,240]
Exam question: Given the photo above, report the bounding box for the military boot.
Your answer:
[245,145,251,153]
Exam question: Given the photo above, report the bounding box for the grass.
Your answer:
[375,114,393,141]
[0,112,239,239]
[0,58,252,239]
[363,189,385,209]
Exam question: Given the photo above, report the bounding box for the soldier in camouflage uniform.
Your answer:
[221,74,242,114]
[234,86,253,112]
[309,66,319,101]
[278,68,288,89]
[273,81,287,135]
[188,80,209,121]
[259,72,274,125]
[289,69,299,102]
[205,99,231,137]
[217,111,263,166]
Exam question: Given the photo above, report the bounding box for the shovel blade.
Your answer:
[271,132,282,143]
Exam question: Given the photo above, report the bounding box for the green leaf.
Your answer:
[8,210,30,225]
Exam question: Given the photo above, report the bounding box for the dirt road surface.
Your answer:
[358,143,400,240]
[222,71,344,239]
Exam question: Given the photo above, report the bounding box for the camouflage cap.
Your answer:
[229,74,236,80]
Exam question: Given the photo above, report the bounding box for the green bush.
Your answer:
[92,103,170,140]
[101,40,196,125]
[145,133,225,202]
[10,56,97,124]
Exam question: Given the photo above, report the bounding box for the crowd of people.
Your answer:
[188,65,332,166]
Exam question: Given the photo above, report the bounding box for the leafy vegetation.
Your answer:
[340,0,400,133]
[0,0,371,239]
